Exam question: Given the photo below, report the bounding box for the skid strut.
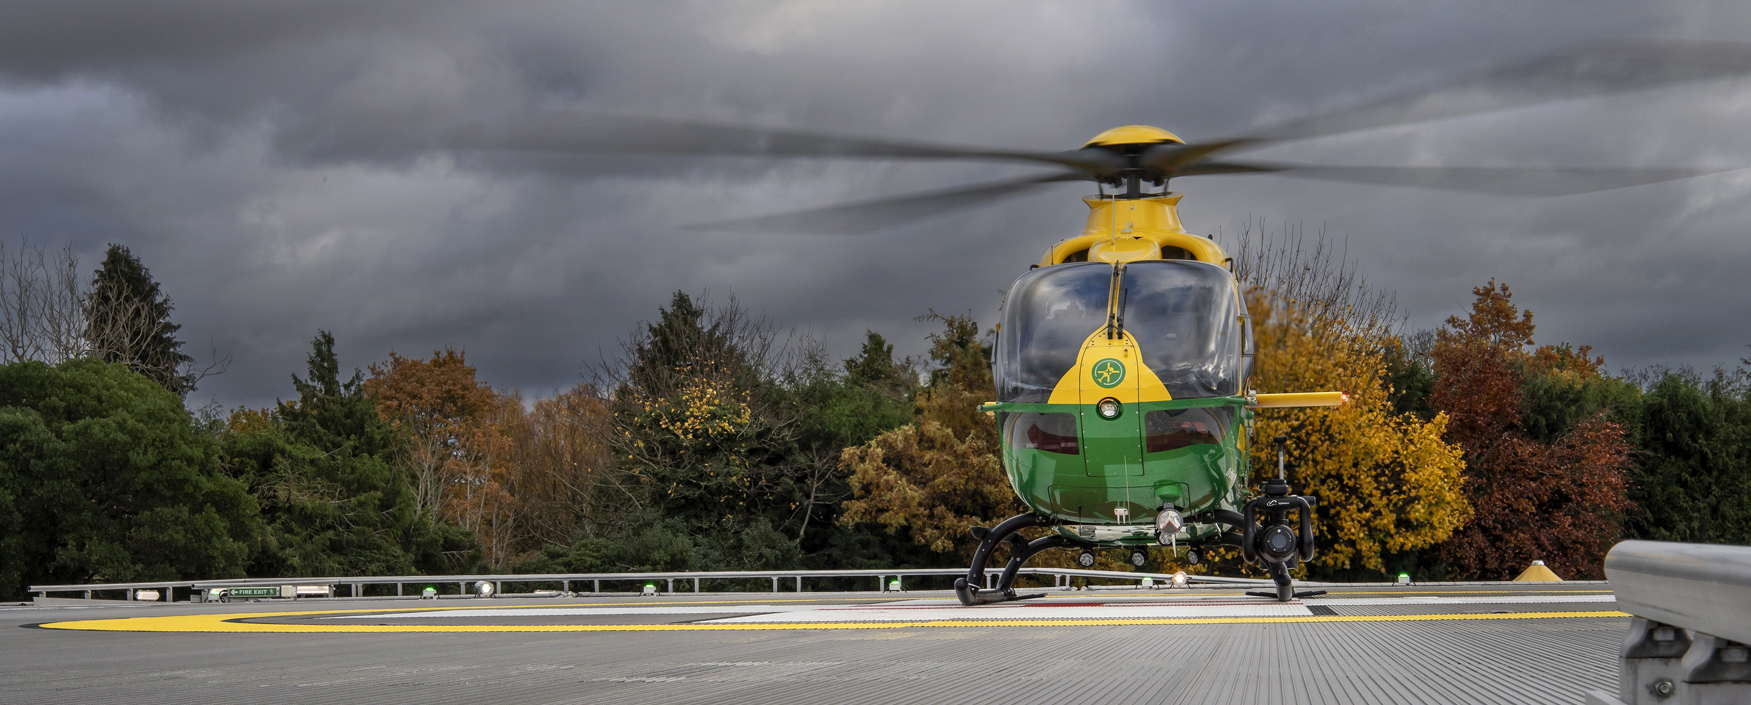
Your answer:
[1241,436,1323,602]
[955,513,1058,606]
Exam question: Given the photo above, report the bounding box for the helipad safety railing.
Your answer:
[31,566,1285,602]
[1589,540,1751,705]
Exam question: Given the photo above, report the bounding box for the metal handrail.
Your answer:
[1605,539,1751,645]
[32,566,1276,600]
[1592,540,1751,705]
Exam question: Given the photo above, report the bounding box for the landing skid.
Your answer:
[1236,437,1320,602]
[1246,589,1328,600]
[954,513,1066,606]
[1245,558,1326,602]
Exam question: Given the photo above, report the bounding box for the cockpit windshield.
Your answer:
[995,263,1112,403]
[1120,260,1243,398]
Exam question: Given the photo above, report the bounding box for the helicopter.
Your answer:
[447,40,1751,603]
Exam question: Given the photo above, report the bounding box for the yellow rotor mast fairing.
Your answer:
[1043,126,1226,268]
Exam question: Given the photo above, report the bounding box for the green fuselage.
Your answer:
[998,398,1252,546]
[992,259,1256,548]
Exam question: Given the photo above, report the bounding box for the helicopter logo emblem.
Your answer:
[1091,358,1126,388]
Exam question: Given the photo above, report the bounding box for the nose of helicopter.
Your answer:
[1078,335,1144,480]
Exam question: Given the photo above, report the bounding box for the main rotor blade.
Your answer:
[443,112,1119,173]
[689,172,1087,234]
[1179,160,1729,197]
[1168,40,1751,163]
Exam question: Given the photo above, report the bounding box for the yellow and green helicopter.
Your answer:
[973,130,1347,604]
[452,40,1751,603]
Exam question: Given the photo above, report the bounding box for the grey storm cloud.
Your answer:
[2,0,1750,409]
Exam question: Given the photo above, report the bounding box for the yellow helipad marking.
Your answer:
[39,607,1629,634]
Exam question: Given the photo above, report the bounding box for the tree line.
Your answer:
[3,237,1748,599]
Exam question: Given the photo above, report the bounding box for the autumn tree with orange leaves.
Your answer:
[364,349,518,567]
[494,385,613,553]
[1430,280,1635,580]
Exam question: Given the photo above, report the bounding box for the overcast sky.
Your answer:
[3,0,1750,409]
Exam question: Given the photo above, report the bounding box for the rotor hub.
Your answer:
[1081,125,1183,149]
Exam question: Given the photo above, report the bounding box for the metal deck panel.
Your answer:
[2,584,1624,704]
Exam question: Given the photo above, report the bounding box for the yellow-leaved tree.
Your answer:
[1223,226,1470,578]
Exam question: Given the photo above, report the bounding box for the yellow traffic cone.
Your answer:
[1513,560,1563,582]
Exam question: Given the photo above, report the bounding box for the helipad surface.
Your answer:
[4,583,1627,704]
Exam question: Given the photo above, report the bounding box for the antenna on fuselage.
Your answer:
[1106,265,1120,339]
[1274,435,1288,481]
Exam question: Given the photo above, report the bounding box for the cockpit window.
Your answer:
[1144,407,1232,453]
[996,263,1112,403]
[1006,412,1080,455]
[1120,260,1242,398]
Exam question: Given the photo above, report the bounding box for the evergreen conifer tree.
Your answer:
[84,244,193,395]
[222,331,480,577]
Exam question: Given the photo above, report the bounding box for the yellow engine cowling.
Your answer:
[1039,194,1228,268]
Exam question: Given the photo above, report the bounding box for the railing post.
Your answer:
[593,579,599,593]
[667,579,674,594]
[693,578,700,593]
[771,577,778,593]
[796,576,802,593]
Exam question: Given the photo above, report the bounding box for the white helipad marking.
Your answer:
[1316,595,1616,606]
[328,605,825,619]
[706,600,1313,623]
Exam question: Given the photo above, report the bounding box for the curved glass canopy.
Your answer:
[996,259,1246,403]
[1120,260,1245,398]
[995,263,1111,403]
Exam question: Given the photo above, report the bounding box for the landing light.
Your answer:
[1172,571,1189,587]
[1155,506,1183,548]
[1098,398,1122,419]
[1156,507,1184,536]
